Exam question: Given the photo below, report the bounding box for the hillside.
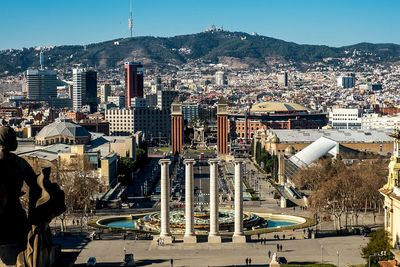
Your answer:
[1,31,400,76]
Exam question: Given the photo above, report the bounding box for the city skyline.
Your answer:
[1,0,400,50]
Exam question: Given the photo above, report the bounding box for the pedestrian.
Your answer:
[123,234,126,240]
[280,244,283,252]
[72,219,75,225]
[170,258,174,267]
[245,257,249,265]
[249,258,252,265]
[268,250,271,258]
[283,234,285,239]
[277,244,280,251]
[77,219,80,225]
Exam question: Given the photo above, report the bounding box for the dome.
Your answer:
[251,102,309,113]
[36,121,90,146]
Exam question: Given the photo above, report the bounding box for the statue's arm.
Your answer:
[15,157,41,221]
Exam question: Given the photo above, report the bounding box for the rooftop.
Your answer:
[269,129,393,143]
[251,102,309,113]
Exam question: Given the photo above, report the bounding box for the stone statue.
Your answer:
[0,126,66,267]
[270,252,280,267]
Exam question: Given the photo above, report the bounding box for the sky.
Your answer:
[1,0,399,50]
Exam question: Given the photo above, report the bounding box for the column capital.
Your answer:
[183,158,196,165]
[233,158,244,165]
[208,158,220,165]
[159,158,171,166]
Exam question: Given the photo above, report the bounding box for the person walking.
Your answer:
[249,258,252,265]
[268,250,271,258]
[245,257,249,265]
[280,244,283,252]
[170,258,174,267]
[277,243,280,251]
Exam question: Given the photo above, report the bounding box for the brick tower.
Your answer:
[217,102,229,155]
[171,102,183,155]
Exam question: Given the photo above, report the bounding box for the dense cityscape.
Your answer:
[1,1,400,267]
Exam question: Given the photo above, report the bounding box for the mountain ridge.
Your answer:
[1,30,400,76]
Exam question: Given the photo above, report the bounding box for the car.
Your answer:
[277,257,287,264]
[124,253,136,266]
[87,257,97,266]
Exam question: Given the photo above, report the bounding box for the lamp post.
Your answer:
[320,245,323,264]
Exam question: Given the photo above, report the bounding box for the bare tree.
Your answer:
[57,155,101,229]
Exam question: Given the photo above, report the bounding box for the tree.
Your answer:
[297,158,388,230]
[361,229,393,266]
[118,157,135,184]
[57,156,101,226]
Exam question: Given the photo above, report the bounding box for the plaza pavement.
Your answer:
[74,235,369,266]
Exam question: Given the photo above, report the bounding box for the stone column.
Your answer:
[159,159,173,243]
[233,159,246,243]
[184,159,197,243]
[208,158,221,243]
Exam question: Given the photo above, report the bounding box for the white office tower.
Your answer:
[215,71,227,86]
[100,84,111,103]
[329,108,363,129]
[277,72,288,87]
[26,69,57,99]
[73,68,86,111]
[337,74,356,88]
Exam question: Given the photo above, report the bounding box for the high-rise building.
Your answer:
[182,103,200,123]
[100,84,111,103]
[157,89,178,110]
[86,70,98,112]
[124,62,144,108]
[73,68,98,112]
[26,69,57,99]
[277,72,288,87]
[215,71,227,86]
[337,73,356,88]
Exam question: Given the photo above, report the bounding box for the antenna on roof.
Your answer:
[39,50,44,70]
[128,0,133,38]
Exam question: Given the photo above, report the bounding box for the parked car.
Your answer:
[124,253,136,266]
[277,257,287,264]
[87,257,97,266]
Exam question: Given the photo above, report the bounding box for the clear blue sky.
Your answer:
[1,0,399,50]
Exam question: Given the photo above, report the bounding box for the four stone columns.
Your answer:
[208,158,221,243]
[184,159,197,243]
[159,159,173,243]
[233,159,246,243]
[159,157,247,244]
